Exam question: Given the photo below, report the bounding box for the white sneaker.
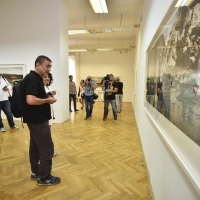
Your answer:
[0,128,6,132]
[11,125,19,130]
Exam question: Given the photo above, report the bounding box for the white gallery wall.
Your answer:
[0,0,69,123]
[76,50,135,102]
[134,0,200,199]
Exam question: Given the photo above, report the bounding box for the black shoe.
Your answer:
[37,175,61,186]
[114,118,117,120]
[75,109,79,112]
[30,173,38,180]
[84,116,89,120]
[70,110,72,112]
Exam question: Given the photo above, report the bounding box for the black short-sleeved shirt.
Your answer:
[21,70,51,124]
[116,82,123,94]
[106,82,118,100]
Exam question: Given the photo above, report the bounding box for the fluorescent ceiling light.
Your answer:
[69,49,87,52]
[175,0,189,7]
[68,30,88,35]
[97,48,114,51]
[103,26,134,32]
[89,0,108,13]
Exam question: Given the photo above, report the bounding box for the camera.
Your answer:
[102,74,111,81]
[88,78,91,81]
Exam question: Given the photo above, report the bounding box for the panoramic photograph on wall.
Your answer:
[146,0,200,146]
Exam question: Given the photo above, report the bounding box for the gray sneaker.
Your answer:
[11,125,19,130]
[37,175,61,186]
[0,128,6,132]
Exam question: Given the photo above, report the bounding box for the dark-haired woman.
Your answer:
[43,73,59,157]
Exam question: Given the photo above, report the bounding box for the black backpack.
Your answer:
[11,81,23,118]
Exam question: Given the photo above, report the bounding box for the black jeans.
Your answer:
[27,122,54,180]
[69,94,77,111]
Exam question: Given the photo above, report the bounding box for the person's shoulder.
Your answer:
[113,82,118,87]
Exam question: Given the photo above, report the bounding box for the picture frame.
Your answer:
[144,0,200,196]
[0,63,26,85]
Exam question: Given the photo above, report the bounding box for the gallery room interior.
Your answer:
[0,0,200,199]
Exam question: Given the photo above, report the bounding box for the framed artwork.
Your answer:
[146,0,200,147]
[92,76,104,87]
[0,63,26,85]
[144,1,200,195]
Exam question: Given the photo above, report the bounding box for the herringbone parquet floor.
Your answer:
[0,101,153,200]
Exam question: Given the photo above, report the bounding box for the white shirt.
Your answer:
[0,76,12,101]
[44,85,54,125]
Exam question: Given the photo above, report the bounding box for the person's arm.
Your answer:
[101,80,106,88]
[90,81,97,90]
[81,81,86,87]
[106,85,118,93]
[26,95,57,105]
[2,78,12,91]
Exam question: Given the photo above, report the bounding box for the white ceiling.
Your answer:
[67,0,142,52]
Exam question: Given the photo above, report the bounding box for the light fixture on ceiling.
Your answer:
[69,49,87,52]
[69,25,135,35]
[89,0,108,13]
[175,0,191,7]
[103,26,134,32]
[68,30,88,35]
[97,48,114,51]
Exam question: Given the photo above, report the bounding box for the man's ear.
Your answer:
[35,63,40,68]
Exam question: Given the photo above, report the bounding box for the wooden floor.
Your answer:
[0,102,153,200]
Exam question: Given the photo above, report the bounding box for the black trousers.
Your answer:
[27,122,54,180]
[69,94,77,111]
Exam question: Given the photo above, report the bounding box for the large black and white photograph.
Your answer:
[146,0,200,146]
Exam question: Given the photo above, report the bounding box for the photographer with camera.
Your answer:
[82,76,97,120]
[101,74,118,120]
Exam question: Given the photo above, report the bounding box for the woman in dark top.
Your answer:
[115,77,123,113]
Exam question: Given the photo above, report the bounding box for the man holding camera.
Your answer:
[82,76,97,120]
[101,74,118,120]
[0,76,19,132]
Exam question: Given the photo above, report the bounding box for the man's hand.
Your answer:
[47,97,57,104]
[2,86,9,91]
[51,90,56,95]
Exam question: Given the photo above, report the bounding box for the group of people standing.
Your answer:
[69,73,123,121]
[1,56,124,187]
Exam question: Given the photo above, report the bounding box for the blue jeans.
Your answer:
[84,95,94,117]
[104,99,117,119]
[27,122,54,180]
[0,100,15,128]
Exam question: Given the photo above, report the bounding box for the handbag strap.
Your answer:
[2,77,11,97]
